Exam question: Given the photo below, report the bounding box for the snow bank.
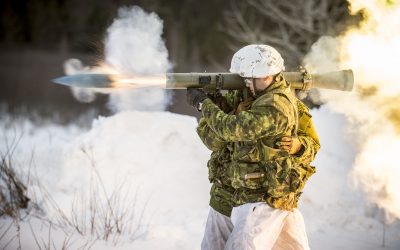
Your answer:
[0,111,210,249]
[1,109,399,249]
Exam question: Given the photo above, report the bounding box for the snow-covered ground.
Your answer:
[1,106,399,249]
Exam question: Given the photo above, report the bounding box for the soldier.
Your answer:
[186,45,320,250]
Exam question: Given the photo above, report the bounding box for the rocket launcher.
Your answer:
[53,69,354,92]
[166,70,354,92]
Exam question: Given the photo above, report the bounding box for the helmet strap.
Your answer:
[252,78,259,96]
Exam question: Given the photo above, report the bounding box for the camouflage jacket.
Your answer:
[197,74,320,216]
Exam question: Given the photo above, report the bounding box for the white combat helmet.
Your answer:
[229,44,285,78]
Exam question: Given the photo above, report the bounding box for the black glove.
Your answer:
[211,93,232,113]
[186,88,208,110]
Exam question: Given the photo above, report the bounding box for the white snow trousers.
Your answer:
[201,202,310,250]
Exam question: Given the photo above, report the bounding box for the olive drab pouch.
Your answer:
[229,141,266,189]
[232,141,260,162]
[207,153,220,183]
[230,162,266,189]
[294,162,316,192]
[209,184,236,216]
[265,192,298,211]
[260,145,303,197]
[207,148,232,186]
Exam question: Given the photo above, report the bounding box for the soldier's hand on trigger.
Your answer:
[278,136,302,155]
[209,93,231,113]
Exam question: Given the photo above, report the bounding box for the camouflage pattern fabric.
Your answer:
[197,73,320,217]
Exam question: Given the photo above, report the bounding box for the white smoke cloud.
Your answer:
[302,36,343,104]
[107,87,171,112]
[64,6,172,112]
[303,1,400,221]
[104,6,171,112]
[105,6,170,75]
[303,36,342,73]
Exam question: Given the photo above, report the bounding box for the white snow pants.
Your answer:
[201,202,310,250]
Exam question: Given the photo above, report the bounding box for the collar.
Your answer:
[254,73,288,99]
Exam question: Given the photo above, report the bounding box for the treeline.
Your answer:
[0,0,231,71]
[0,0,360,71]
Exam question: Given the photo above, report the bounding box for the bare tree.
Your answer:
[223,0,355,69]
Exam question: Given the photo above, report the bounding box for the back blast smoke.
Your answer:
[304,0,400,222]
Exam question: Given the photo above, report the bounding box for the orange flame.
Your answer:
[93,63,167,89]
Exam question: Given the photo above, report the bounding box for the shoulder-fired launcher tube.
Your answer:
[166,70,354,91]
